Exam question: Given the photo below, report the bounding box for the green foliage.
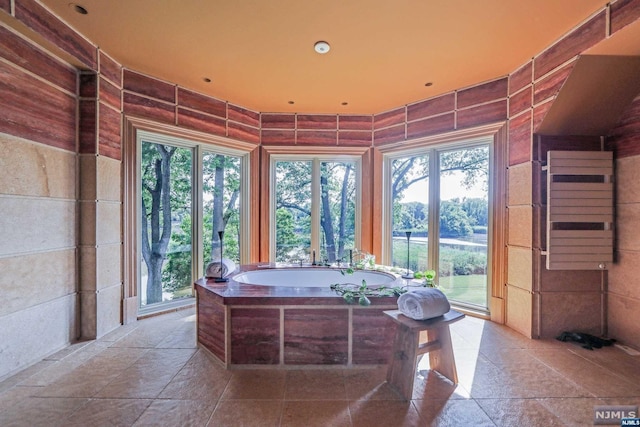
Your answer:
[439,247,487,276]
[439,200,473,237]
[330,279,406,306]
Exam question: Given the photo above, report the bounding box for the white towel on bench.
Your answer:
[397,288,450,320]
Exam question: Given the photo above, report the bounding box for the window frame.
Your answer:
[268,153,363,263]
[378,125,502,314]
[124,117,255,318]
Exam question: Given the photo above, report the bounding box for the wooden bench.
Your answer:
[383,309,465,401]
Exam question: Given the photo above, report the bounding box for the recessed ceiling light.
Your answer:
[424,82,433,87]
[314,41,330,54]
[69,3,88,14]
[341,102,348,106]
[288,101,295,105]
[203,77,212,83]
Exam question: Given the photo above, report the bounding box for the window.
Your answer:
[271,156,360,264]
[385,139,491,310]
[136,130,250,314]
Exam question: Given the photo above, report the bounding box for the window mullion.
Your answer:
[194,146,203,283]
[428,149,439,271]
[311,159,321,258]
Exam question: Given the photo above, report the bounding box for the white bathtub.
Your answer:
[232,267,397,288]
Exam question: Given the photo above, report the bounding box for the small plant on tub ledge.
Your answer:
[413,269,437,287]
[330,268,407,306]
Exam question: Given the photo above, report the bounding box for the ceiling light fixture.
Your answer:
[203,77,212,83]
[341,102,348,106]
[314,41,330,54]
[69,3,88,14]
[424,82,433,87]
[288,101,295,105]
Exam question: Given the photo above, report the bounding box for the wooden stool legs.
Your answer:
[384,309,464,401]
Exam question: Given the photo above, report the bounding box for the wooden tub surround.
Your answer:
[194,264,404,368]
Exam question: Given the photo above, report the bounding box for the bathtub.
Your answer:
[232,267,396,288]
[195,264,404,367]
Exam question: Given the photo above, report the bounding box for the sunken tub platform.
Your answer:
[194,264,404,368]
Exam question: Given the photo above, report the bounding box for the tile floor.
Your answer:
[1,307,639,426]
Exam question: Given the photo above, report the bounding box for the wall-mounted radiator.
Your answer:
[545,150,614,270]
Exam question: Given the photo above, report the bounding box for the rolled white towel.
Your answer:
[397,288,450,320]
[205,258,237,278]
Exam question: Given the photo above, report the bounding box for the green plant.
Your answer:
[330,279,406,306]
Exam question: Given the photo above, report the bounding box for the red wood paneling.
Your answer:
[337,130,372,146]
[0,60,76,151]
[0,25,76,93]
[0,0,10,14]
[373,124,405,146]
[178,88,226,118]
[509,61,533,95]
[534,10,606,80]
[99,51,122,87]
[374,107,405,130]
[297,114,337,130]
[100,77,121,110]
[177,107,226,137]
[283,309,348,365]
[228,104,260,127]
[533,62,575,105]
[457,78,508,109]
[611,0,640,34]
[79,99,97,154]
[509,86,532,117]
[98,104,121,160]
[407,93,455,122]
[261,113,296,129]
[508,111,531,166]
[123,69,175,103]
[338,115,372,131]
[261,129,296,145]
[296,130,337,145]
[15,0,97,69]
[406,113,455,140]
[532,101,552,132]
[351,309,395,365]
[457,100,507,129]
[230,308,280,364]
[79,72,97,98]
[123,91,175,124]
[196,288,226,362]
[227,121,260,144]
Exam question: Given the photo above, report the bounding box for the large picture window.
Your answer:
[271,156,359,264]
[136,131,250,314]
[385,140,491,310]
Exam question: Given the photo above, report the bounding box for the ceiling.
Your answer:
[37,0,617,114]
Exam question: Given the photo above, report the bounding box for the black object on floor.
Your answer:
[556,331,616,350]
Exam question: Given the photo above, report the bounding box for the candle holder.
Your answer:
[401,231,414,279]
[214,230,228,282]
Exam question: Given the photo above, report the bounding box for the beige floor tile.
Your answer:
[538,397,605,426]
[285,369,347,400]
[411,370,470,400]
[221,370,286,400]
[63,398,152,426]
[476,398,564,426]
[0,397,88,427]
[343,367,403,400]
[133,399,216,426]
[208,399,282,427]
[413,398,496,426]
[159,350,231,401]
[349,399,421,427]
[282,400,352,427]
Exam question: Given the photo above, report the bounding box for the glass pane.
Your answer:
[319,161,356,263]
[274,160,312,262]
[390,154,429,272]
[202,152,241,270]
[438,146,489,308]
[140,141,193,308]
